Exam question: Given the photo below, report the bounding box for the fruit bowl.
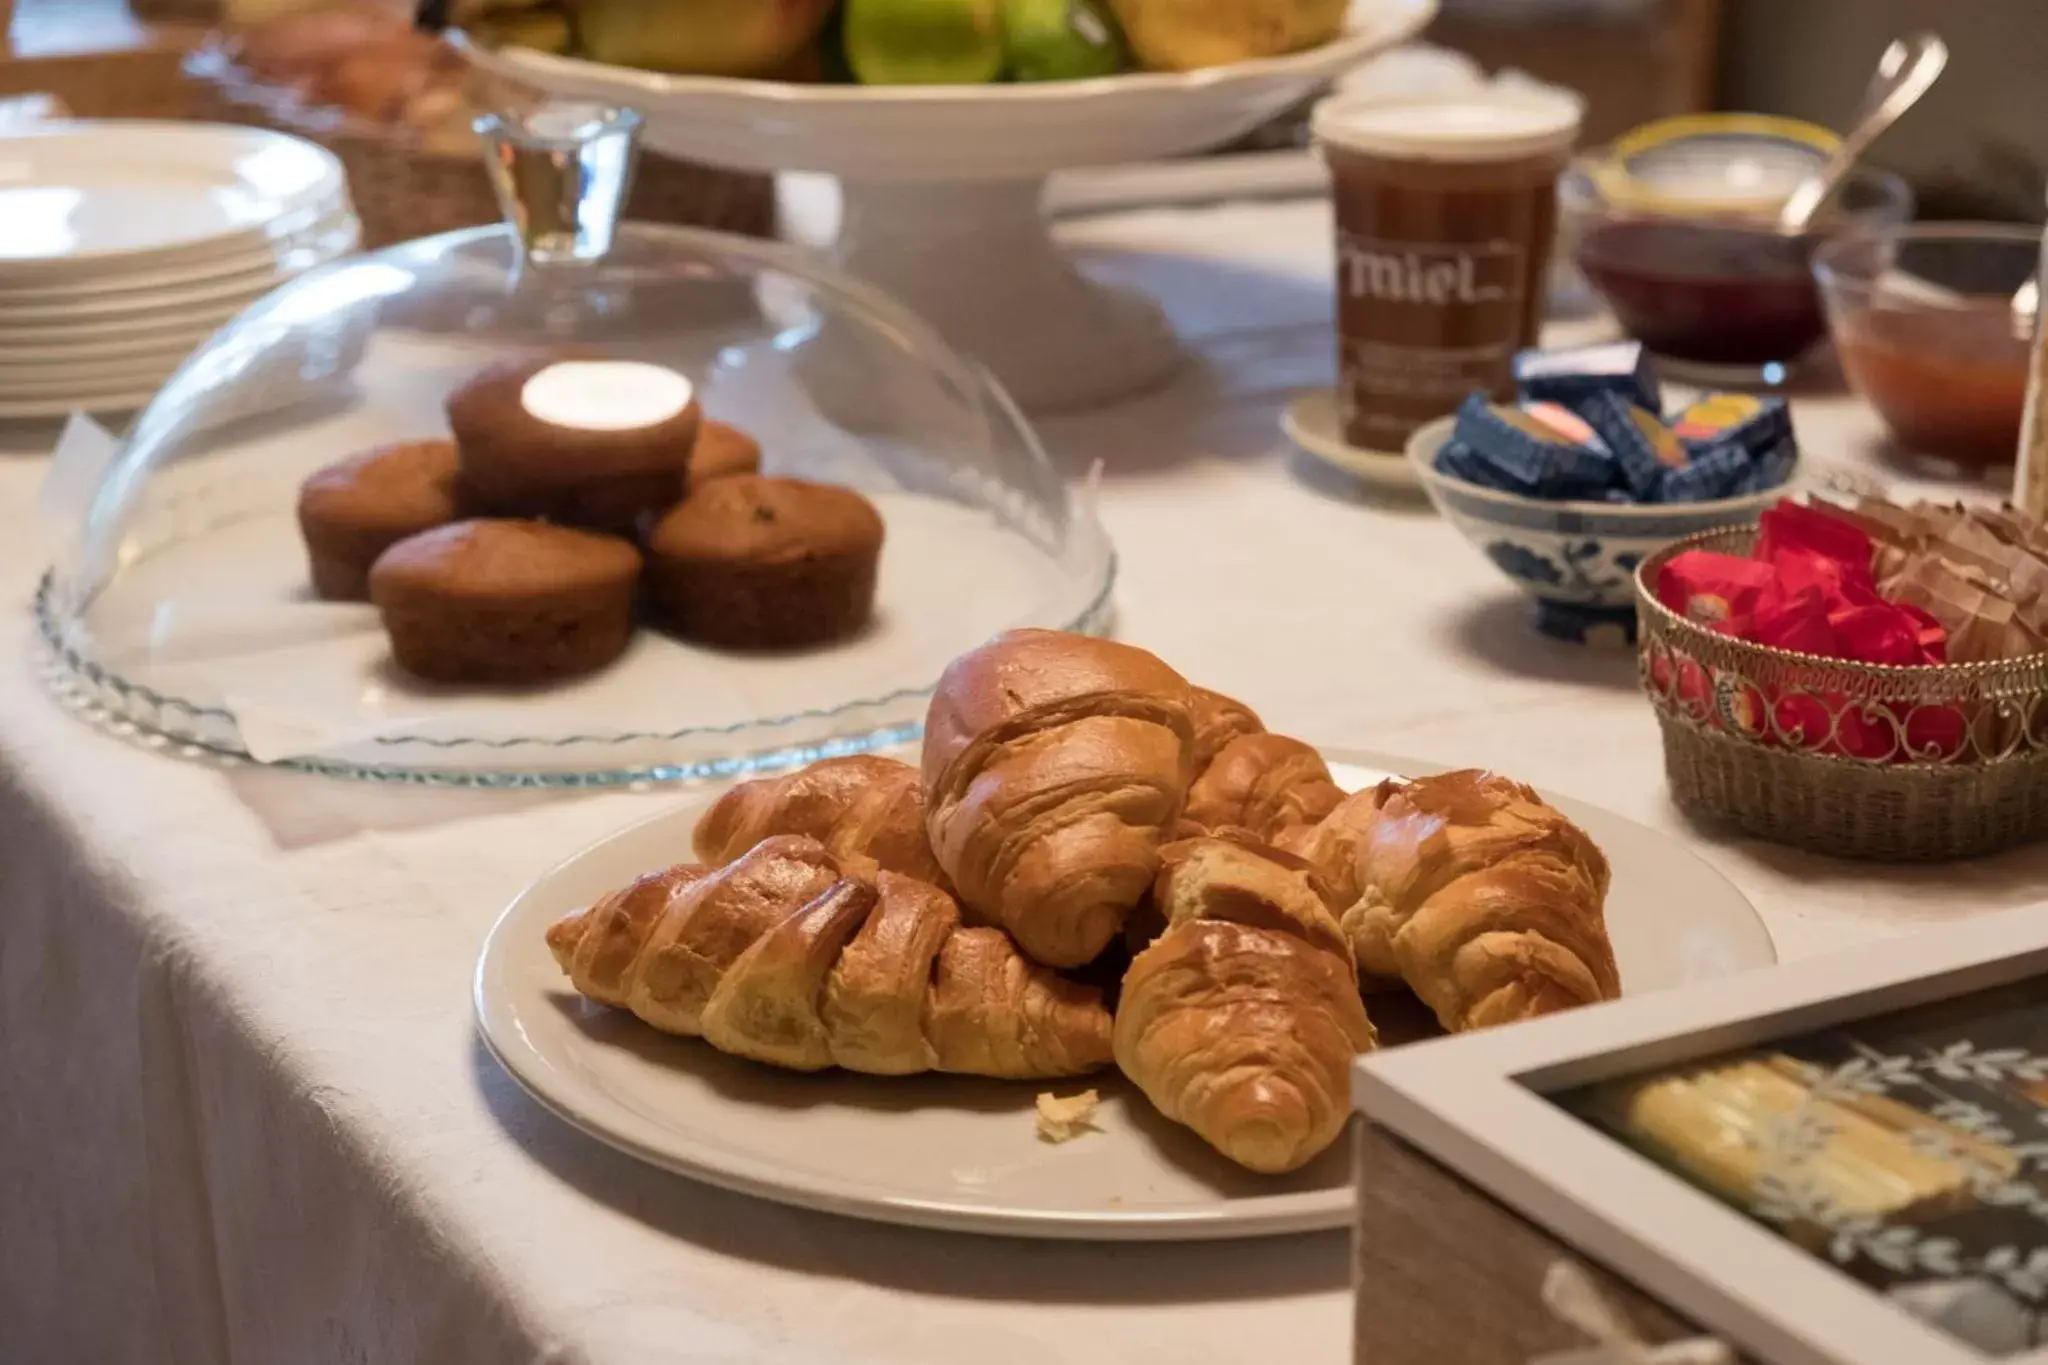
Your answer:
[457,0,1435,411]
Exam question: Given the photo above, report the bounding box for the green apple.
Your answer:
[844,0,1006,85]
[577,0,838,78]
[1004,0,1124,81]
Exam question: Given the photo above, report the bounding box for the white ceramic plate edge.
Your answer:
[474,748,1774,1240]
[0,215,354,304]
[0,121,346,273]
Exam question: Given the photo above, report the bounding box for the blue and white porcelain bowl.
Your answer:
[1403,416,1793,644]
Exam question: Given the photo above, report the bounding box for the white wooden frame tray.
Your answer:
[1355,901,2048,1365]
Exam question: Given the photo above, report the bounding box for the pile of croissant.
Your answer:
[547,629,1621,1174]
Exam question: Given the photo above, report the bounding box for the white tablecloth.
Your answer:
[3,198,2043,1365]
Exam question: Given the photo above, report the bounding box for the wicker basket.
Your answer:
[182,47,773,249]
[1636,527,2048,861]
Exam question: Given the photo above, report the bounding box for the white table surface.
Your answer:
[2,195,2043,1365]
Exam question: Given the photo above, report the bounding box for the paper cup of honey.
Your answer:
[1312,84,1584,456]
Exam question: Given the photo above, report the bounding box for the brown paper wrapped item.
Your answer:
[1969,504,2032,543]
[1971,512,2048,623]
[1943,534,2048,634]
[1854,496,1933,546]
[1905,499,1972,538]
[1948,515,2013,556]
[1962,499,2048,556]
[1880,554,2045,662]
[1827,500,1919,582]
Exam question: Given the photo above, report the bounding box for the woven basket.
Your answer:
[183,47,773,249]
[1636,527,2048,861]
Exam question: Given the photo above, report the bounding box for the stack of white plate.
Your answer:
[0,121,359,420]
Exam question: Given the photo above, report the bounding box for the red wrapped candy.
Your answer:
[1656,500,1948,666]
[1756,499,1878,589]
[1652,499,1957,763]
[1656,551,1773,630]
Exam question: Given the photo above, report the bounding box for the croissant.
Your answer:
[1183,732,1346,842]
[1115,834,1377,1174]
[1284,770,1621,1032]
[544,861,712,1007]
[1187,686,1265,771]
[921,628,1196,968]
[547,835,1113,1078]
[693,753,947,886]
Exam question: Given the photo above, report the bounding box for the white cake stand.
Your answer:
[462,0,1435,411]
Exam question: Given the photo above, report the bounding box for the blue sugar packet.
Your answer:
[1520,401,1610,453]
[1732,441,1799,495]
[1515,340,1661,414]
[1729,464,1771,497]
[1657,442,1754,503]
[1451,393,1614,498]
[1436,438,1539,493]
[1670,393,1793,458]
[1580,390,1687,500]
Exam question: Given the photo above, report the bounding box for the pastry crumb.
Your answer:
[1035,1089,1101,1144]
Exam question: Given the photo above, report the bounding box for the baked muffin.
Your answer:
[687,420,763,491]
[297,439,465,601]
[447,353,701,533]
[369,519,642,684]
[644,475,884,650]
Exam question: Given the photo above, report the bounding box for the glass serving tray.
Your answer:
[37,107,1114,787]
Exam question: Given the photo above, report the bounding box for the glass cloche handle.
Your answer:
[475,103,642,267]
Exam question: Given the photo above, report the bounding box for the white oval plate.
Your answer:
[1283,389,1422,491]
[475,750,1775,1240]
[0,121,345,280]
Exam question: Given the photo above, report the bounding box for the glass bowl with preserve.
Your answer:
[1561,115,1913,385]
[1814,223,2038,473]
[36,105,1113,787]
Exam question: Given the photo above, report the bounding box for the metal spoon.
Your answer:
[1776,33,1948,235]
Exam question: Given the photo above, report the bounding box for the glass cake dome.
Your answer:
[38,106,1113,786]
